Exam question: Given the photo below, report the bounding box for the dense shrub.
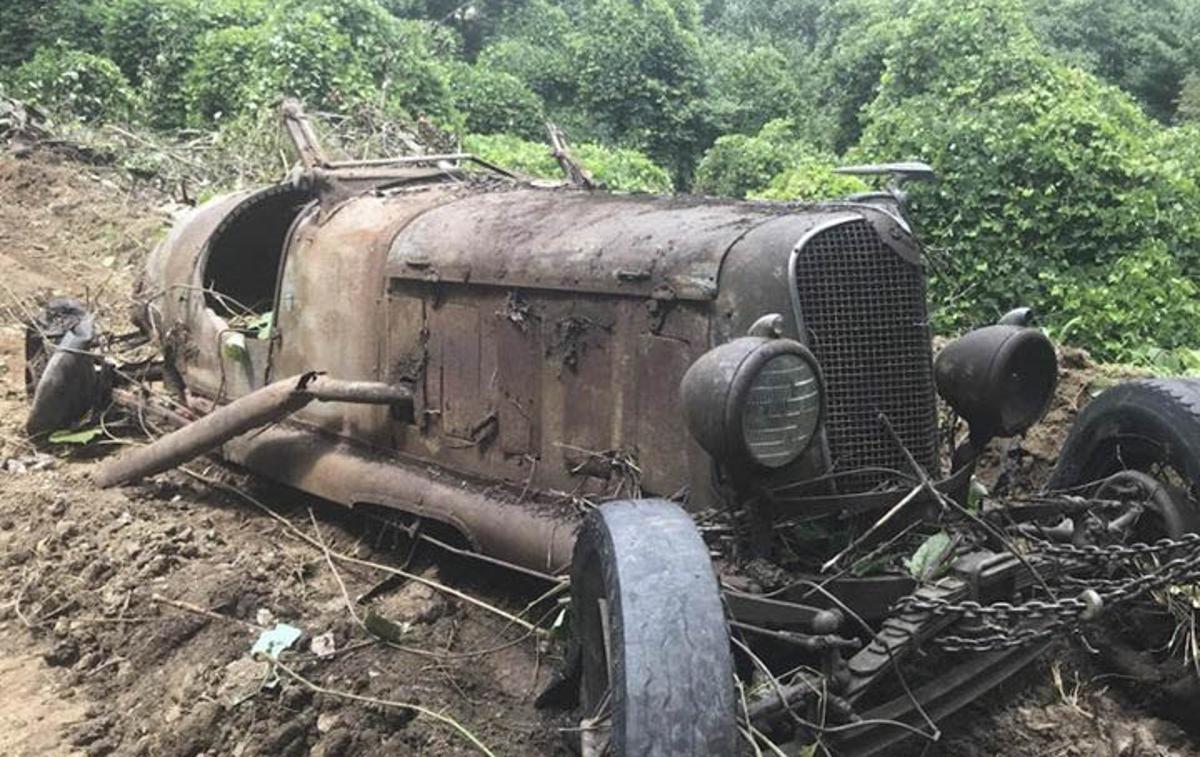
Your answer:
[694,119,845,199]
[702,42,804,137]
[0,1,102,69]
[1180,73,1200,124]
[856,0,1200,361]
[4,44,138,122]
[239,11,375,115]
[1041,241,1200,362]
[95,0,213,127]
[463,133,673,193]
[749,164,866,202]
[447,63,545,140]
[282,0,456,120]
[570,0,711,180]
[184,27,263,124]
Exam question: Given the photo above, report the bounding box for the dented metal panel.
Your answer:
[385,188,787,300]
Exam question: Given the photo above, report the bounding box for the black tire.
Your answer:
[1045,379,1200,721]
[1046,378,1200,522]
[571,499,737,757]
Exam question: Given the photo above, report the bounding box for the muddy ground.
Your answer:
[1,153,1198,757]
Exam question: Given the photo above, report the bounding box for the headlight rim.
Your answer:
[682,335,826,471]
[726,339,826,469]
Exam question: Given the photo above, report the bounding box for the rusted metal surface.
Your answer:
[96,374,318,487]
[223,423,577,572]
[95,374,413,487]
[385,188,793,299]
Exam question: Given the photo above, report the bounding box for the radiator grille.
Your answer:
[794,219,939,490]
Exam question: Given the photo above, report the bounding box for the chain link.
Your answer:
[895,530,1200,653]
[1028,532,1200,561]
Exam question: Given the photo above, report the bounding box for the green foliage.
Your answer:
[463,133,673,193]
[95,0,214,127]
[694,119,855,199]
[464,132,559,176]
[858,0,1200,361]
[184,26,263,123]
[905,531,953,581]
[702,41,804,137]
[572,143,674,194]
[750,165,866,202]
[3,0,1200,363]
[1026,0,1200,122]
[1042,241,1200,363]
[49,426,104,445]
[280,0,455,119]
[4,44,138,122]
[447,63,544,140]
[0,1,103,68]
[571,0,710,180]
[1180,73,1200,124]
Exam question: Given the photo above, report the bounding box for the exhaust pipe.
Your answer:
[95,373,411,488]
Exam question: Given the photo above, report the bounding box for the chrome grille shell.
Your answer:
[791,218,939,490]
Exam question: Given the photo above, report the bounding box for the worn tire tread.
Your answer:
[571,499,737,757]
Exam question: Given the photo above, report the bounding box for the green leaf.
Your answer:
[904,531,954,581]
[221,331,248,362]
[48,426,103,445]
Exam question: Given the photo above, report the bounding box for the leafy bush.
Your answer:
[856,0,1200,360]
[570,0,710,180]
[0,0,102,68]
[572,143,674,194]
[184,26,263,124]
[95,0,214,127]
[481,0,575,103]
[463,133,673,193]
[702,41,804,137]
[447,63,545,140]
[1026,0,1199,123]
[1042,241,1200,362]
[238,11,375,115]
[1180,73,1200,124]
[694,119,847,199]
[4,44,138,122]
[282,0,456,120]
[750,164,866,202]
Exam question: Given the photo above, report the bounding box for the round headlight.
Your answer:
[934,325,1057,440]
[742,352,822,468]
[681,337,825,469]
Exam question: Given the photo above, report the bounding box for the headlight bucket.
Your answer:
[934,324,1057,441]
[681,337,825,469]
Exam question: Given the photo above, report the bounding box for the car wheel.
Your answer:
[1044,379,1200,720]
[570,499,737,757]
[1047,378,1200,517]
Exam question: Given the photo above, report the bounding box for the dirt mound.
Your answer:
[0,155,172,326]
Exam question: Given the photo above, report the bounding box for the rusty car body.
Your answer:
[26,104,1200,755]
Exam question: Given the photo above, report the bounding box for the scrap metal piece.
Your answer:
[95,374,413,487]
[26,302,103,437]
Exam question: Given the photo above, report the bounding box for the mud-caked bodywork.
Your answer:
[136,174,954,574]
[37,109,1192,757]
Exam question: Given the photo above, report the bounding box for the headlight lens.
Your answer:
[681,336,825,469]
[743,354,822,468]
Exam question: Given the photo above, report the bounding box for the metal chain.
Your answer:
[1028,532,1200,561]
[895,531,1200,653]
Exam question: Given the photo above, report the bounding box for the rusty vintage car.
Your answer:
[24,104,1200,756]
